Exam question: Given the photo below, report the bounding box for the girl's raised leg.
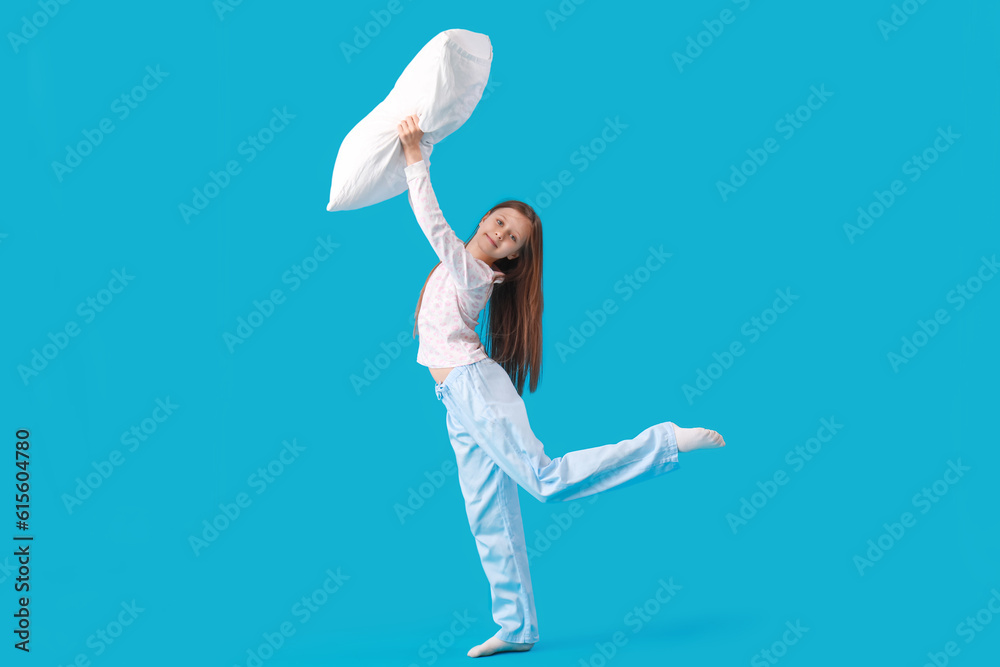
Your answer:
[441,359,725,504]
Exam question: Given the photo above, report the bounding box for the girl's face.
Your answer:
[477,208,531,261]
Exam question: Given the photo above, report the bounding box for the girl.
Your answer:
[397,115,726,659]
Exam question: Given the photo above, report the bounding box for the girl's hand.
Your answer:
[397,115,424,164]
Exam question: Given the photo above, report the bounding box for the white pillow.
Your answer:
[326,28,493,212]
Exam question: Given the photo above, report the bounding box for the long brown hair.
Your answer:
[412,201,544,395]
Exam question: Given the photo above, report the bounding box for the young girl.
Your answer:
[397,115,726,659]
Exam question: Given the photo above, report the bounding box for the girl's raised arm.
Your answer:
[398,115,494,291]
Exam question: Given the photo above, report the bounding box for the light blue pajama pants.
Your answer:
[433,356,681,644]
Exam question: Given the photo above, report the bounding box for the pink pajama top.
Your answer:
[404,160,505,367]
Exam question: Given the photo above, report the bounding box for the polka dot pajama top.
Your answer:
[404,159,505,368]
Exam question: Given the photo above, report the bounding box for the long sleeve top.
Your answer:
[404,160,505,367]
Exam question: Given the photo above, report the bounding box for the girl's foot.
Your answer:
[673,424,726,452]
[467,635,535,658]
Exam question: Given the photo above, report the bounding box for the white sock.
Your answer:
[673,424,726,453]
[467,635,534,658]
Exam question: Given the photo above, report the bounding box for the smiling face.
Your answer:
[475,207,532,263]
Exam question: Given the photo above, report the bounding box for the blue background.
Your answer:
[3,0,998,665]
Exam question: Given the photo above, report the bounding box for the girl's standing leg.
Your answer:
[445,408,539,646]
